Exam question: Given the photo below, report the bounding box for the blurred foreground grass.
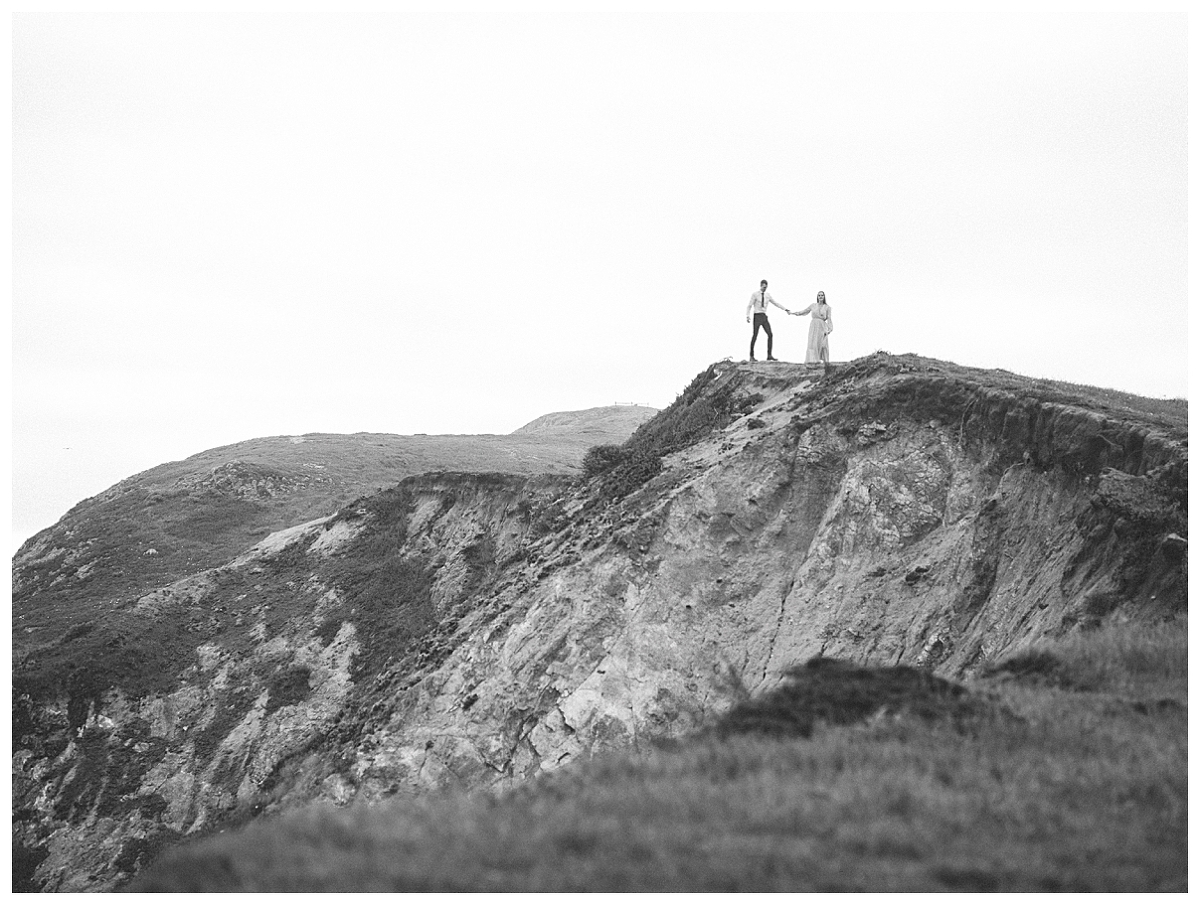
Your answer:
[131,618,1187,893]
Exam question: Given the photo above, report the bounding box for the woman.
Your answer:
[791,291,833,365]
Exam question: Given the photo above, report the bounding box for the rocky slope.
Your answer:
[11,355,1187,892]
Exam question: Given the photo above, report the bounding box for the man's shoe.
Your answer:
[767,356,778,361]
[749,356,756,361]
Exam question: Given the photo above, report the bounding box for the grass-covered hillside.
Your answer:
[130,617,1187,892]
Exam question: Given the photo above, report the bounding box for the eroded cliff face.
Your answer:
[12,355,1187,891]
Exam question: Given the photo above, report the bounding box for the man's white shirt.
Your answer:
[747,291,785,316]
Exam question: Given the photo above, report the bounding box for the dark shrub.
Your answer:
[582,445,628,477]
[716,657,989,738]
[583,365,745,501]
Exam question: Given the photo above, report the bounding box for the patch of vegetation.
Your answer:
[302,482,469,676]
[518,494,571,537]
[51,724,172,825]
[982,617,1187,698]
[12,842,50,893]
[1056,588,1126,632]
[11,494,298,727]
[586,450,663,503]
[583,365,753,501]
[979,649,1075,688]
[266,665,313,715]
[821,354,1188,491]
[113,826,185,880]
[828,353,1186,436]
[624,364,743,460]
[15,610,213,728]
[581,445,628,478]
[324,502,440,679]
[714,658,995,739]
[60,621,97,644]
[158,491,273,545]
[192,684,259,764]
[14,489,273,622]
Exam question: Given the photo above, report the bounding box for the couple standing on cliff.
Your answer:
[745,279,833,365]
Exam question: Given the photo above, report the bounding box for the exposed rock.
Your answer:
[1160,532,1187,561]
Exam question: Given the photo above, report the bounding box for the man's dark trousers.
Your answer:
[751,313,773,359]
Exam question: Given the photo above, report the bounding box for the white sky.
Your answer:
[9,9,1190,552]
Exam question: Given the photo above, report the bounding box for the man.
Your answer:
[745,279,791,361]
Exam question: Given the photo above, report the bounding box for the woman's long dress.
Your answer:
[797,303,833,363]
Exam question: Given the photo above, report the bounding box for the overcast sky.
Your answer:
[10,10,1189,552]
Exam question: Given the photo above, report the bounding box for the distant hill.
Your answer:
[512,405,657,438]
